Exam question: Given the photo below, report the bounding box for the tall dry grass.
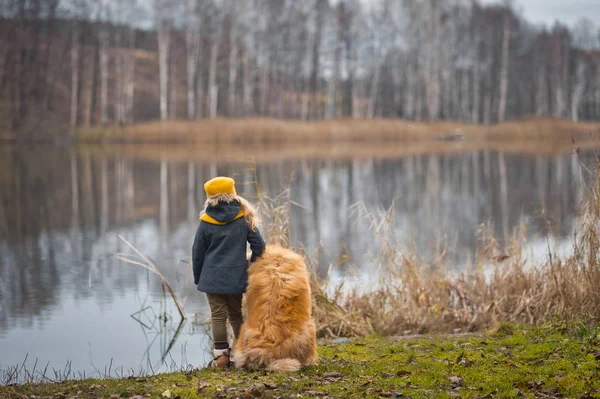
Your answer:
[257,157,600,338]
[74,117,600,145]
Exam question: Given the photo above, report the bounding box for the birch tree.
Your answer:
[497,12,511,122]
[155,0,172,121]
[185,0,200,120]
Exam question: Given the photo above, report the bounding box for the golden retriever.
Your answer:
[232,245,317,372]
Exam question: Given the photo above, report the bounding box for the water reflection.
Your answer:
[0,145,589,378]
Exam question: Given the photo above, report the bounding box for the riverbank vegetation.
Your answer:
[70,117,600,145]
[2,325,598,398]
[261,154,600,338]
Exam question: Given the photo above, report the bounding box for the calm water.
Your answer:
[0,144,590,381]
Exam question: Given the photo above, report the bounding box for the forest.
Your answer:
[1,0,600,136]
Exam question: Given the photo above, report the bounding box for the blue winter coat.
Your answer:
[192,200,265,294]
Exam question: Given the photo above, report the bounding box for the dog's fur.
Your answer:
[232,246,317,372]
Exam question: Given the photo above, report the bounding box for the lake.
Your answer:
[0,142,591,381]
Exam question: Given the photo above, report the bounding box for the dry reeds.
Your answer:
[74,117,600,146]
[259,157,600,338]
[114,235,186,320]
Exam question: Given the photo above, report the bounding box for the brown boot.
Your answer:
[212,348,230,369]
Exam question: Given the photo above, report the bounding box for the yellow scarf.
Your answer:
[200,209,245,225]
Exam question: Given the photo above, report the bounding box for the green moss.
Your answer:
[2,325,599,399]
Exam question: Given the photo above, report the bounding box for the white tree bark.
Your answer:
[155,0,171,121]
[242,49,253,116]
[185,0,200,120]
[571,61,586,121]
[208,34,219,118]
[426,0,440,120]
[228,20,238,116]
[497,14,510,123]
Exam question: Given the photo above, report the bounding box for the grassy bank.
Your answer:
[2,325,599,398]
[73,117,600,145]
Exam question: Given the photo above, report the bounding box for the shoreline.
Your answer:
[2,116,599,146]
[2,325,598,398]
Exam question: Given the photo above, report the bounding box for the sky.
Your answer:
[480,0,600,27]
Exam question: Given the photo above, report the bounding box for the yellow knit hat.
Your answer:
[204,176,237,197]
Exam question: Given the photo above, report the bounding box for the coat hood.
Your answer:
[201,200,245,225]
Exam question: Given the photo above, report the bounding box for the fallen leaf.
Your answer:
[263,382,277,389]
[447,376,464,386]
[590,351,600,361]
[378,390,394,397]
[197,380,210,391]
[527,380,544,390]
[245,385,263,398]
[162,390,171,398]
[109,395,121,399]
[128,396,145,399]
[362,379,374,386]
[304,390,327,396]
[322,372,344,379]
[456,353,472,367]
[396,370,411,377]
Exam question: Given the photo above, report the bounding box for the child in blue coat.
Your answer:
[192,176,265,368]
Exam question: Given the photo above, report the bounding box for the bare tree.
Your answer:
[571,60,586,121]
[185,0,200,120]
[155,0,172,121]
[227,0,239,116]
[497,11,511,122]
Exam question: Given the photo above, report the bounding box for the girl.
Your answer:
[192,176,266,368]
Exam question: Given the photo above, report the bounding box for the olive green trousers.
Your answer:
[206,293,243,347]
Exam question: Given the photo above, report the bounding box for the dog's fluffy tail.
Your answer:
[266,358,301,373]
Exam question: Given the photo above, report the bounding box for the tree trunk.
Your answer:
[85,41,98,127]
[157,20,171,121]
[170,49,177,119]
[99,28,109,126]
[367,65,381,119]
[571,61,586,122]
[125,28,136,124]
[497,14,510,123]
[326,2,344,119]
[70,23,80,129]
[242,48,253,116]
[426,0,441,120]
[535,68,548,116]
[186,0,200,120]
[228,22,238,116]
[310,0,326,120]
[186,29,200,120]
[259,59,270,115]
[472,65,480,123]
[208,34,219,118]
